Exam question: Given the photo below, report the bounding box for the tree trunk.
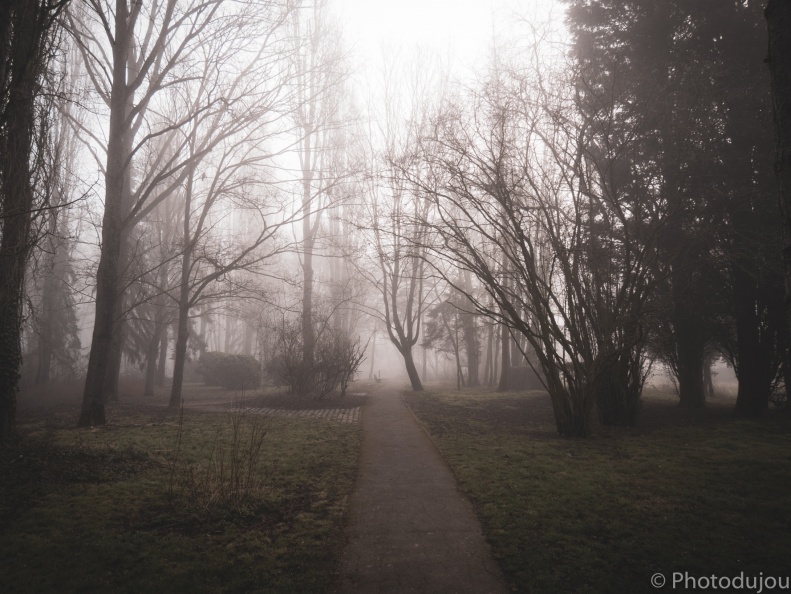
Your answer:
[402,346,423,391]
[767,0,791,403]
[242,322,254,356]
[497,322,511,392]
[223,312,233,353]
[483,322,493,386]
[674,327,705,408]
[368,330,376,379]
[443,311,464,391]
[491,325,499,387]
[198,310,207,357]
[143,329,159,397]
[671,263,706,408]
[169,160,195,410]
[462,310,479,387]
[35,203,61,385]
[169,298,190,409]
[703,359,715,401]
[79,1,131,427]
[35,273,56,384]
[0,0,50,441]
[103,317,124,403]
[733,268,777,417]
[144,285,168,397]
[302,230,315,367]
[155,327,168,387]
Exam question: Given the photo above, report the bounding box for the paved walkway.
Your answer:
[338,383,507,594]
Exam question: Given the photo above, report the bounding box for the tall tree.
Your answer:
[33,39,83,386]
[566,0,784,414]
[290,0,346,369]
[69,0,226,425]
[359,52,447,392]
[166,2,299,409]
[0,0,69,442]
[766,0,791,404]
[411,46,663,434]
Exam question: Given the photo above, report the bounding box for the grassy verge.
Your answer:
[405,388,791,594]
[1,400,360,593]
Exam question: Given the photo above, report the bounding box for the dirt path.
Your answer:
[338,382,507,593]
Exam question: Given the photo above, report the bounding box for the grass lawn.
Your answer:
[1,387,361,593]
[405,387,791,594]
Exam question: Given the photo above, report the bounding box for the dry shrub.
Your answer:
[265,319,366,399]
[167,403,269,512]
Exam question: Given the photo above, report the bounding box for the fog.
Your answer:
[2,0,787,437]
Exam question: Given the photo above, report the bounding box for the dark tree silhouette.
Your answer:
[0,0,69,442]
[566,0,785,414]
[767,0,791,406]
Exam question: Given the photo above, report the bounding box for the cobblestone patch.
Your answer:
[230,406,362,424]
[192,392,367,424]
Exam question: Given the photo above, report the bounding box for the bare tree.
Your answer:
[68,0,303,423]
[411,57,663,435]
[68,0,224,424]
[164,3,300,409]
[290,0,347,368]
[358,53,447,392]
[27,40,84,387]
[0,0,70,442]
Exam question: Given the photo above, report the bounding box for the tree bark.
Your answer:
[79,0,131,427]
[103,317,124,403]
[670,262,706,409]
[483,321,493,386]
[155,327,168,387]
[368,330,376,379]
[242,322,254,356]
[462,310,479,387]
[767,0,791,401]
[35,258,57,384]
[143,329,159,397]
[144,278,168,397]
[302,207,316,367]
[401,346,423,392]
[702,359,715,401]
[0,0,63,440]
[497,321,511,392]
[461,271,479,386]
[169,160,195,410]
[35,198,61,385]
[169,294,190,409]
[733,268,779,417]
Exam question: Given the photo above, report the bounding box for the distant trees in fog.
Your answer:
[2,0,791,441]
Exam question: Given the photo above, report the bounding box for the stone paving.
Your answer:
[191,392,367,425]
[229,404,361,424]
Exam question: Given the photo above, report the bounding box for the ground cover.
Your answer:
[405,387,791,593]
[1,386,361,593]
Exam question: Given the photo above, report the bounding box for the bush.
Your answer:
[265,320,366,398]
[198,352,261,390]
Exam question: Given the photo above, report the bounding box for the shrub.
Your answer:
[198,352,261,390]
[167,405,270,512]
[265,319,366,398]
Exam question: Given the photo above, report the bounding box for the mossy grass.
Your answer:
[405,387,791,594]
[1,392,360,593]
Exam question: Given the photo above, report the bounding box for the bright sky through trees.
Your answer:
[333,0,565,80]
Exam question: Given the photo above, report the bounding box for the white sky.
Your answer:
[332,0,567,81]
